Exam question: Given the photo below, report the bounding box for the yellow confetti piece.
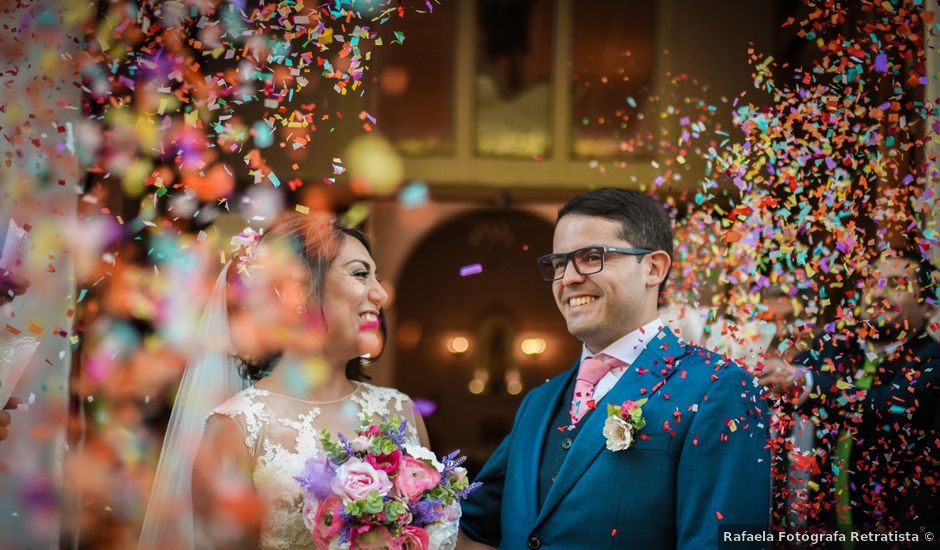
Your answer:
[340,202,370,228]
[295,204,310,215]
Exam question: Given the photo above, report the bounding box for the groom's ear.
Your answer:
[645,251,671,289]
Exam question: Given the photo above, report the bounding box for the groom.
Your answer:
[460,188,770,548]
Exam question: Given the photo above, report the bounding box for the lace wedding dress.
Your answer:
[207,382,459,550]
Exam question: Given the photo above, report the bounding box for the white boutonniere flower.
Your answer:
[603,398,648,452]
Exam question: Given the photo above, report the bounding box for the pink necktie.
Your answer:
[570,354,626,425]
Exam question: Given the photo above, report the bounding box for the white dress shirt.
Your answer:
[578,318,664,403]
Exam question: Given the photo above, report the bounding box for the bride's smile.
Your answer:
[320,235,389,365]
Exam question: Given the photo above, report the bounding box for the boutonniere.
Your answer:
[603,398,648,452]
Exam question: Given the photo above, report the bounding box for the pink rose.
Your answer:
[620,400,639,416]
[312,495,344,549]
[366,450,402,475]
[361,425,382,437]
[394,525,429,550]
[331,459,393,503]
[350,524,394,550]
[394,457,441,501]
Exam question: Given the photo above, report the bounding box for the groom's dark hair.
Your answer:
[557,187,674,292]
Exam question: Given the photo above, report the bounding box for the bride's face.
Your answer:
[321,235,389,362]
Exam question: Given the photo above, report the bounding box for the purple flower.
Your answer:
[338,525,351,546]
[440,449,466,482]
[390,419,408,447]
[337,432,355,457]
[295,457,336,501]
[410,499,444,527]
[456,481,483,500]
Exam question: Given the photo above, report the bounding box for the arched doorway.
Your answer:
[392,208,580,476]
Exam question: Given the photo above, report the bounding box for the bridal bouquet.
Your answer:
[295,417,479,549]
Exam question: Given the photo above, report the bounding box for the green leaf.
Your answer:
[363,493,384,515]
[318,429,347,462]
[384,499,407,521]
[607,403,621,417]
[369,437,397,455]
[346,500,365,517]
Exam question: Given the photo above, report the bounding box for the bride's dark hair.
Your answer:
[236,213,386,382]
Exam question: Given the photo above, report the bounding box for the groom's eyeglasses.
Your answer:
[537,246,654,282]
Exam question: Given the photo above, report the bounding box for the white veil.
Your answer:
[139,261,247,549]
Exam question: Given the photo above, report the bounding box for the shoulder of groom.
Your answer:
[675,344,764,398]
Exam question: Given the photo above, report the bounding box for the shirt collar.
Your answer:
[579,317,664,365]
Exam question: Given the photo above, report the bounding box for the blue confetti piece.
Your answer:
[398,181,429,208]
[253,121,274,148]
[874,53,888,73]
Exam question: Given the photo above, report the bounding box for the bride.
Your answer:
[140,214,453,549]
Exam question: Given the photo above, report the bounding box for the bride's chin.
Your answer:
[357,333,384,359]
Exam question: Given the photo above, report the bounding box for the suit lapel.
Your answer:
[518,362,578,520]
[534,327,688,526]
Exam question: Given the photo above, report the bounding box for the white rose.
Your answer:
[441,502,462,523]
[404,444,445,472]
[426,520,459,550]
[602,415,634,452]
[349,435,371,452]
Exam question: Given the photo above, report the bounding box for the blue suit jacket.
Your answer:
[461,327,771,549]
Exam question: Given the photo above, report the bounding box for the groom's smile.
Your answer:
[567,295,598,307]
[551,215,653,352]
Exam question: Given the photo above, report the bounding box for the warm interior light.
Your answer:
[468,368,488,394]
[505,369,523,395]
[520,337,547,356]
[447,336,470,354]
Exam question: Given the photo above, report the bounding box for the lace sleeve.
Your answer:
[208,388,269,453]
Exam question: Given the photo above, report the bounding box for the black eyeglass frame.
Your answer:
[536,246,656,282]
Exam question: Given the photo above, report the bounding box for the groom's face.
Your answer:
[551,214,649,353]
